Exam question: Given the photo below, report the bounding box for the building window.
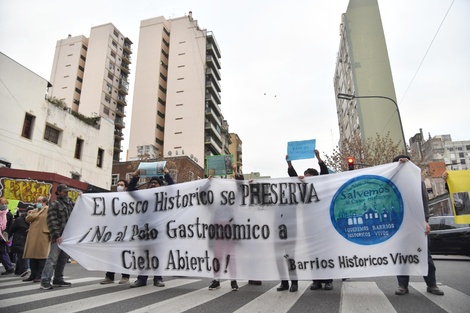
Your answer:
[111,174,119,186]
[113,29,119,37]
[77,76,83,83]
[21,113,35,139]
[80,55,86,61]
[103,107,110,115]
[112,40,117,48]
[44,125,60,144]
[74,138,84,159]
[157,110,165,118]
[82,44,88,51]
[97,148,104,168]
[161,49,169,59]
[75,87,81,94]
[78,65,85,72]
[107,84,112,94]
[105,96,111,104]
[108,72,113,80]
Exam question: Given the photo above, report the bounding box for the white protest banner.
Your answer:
[61,162,428,281]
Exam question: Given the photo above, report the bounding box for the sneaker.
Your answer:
[310,281,322,290]
[23,276,34,282]
[53,280,72,287]
[100,277,114,284]
[208,280,220,290]
[289,284,298,292]
[40,283,53,290]
[1,268,14,275]
[324,282,333,290]
[20,270,30,277]
[153,280,165,287]
[395,285,409,295]
[118,277,129,284]
[248,280,262,285]
[276,283,289,291]
[427,285,444,295]
[130,279,147,288]
[231,280,239,291]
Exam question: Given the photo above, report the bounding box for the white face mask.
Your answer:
[117,185,125,192]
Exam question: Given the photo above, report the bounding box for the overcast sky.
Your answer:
[1,0,468,178]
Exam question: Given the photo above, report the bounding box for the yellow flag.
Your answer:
[447,170,470,224]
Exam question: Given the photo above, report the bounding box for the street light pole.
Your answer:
[337,93,407,153]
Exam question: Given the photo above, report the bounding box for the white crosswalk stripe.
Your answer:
[340,281,397,313]
[410,282,470,313]
[1,275,469,312]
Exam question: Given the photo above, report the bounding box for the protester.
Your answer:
[100,179,131,285]
[0,197,14,275]
[277,149,332,292]
[129,168,174,288]
[208,164,248,291]
[8,205,32,277]
[23,196,50,282]
[393,155,444,296]
[40,184,75,290]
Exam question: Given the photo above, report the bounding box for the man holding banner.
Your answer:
[392,155,444,296]
[129,167,174,289]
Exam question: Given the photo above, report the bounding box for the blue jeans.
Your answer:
[397,247,437,288]
[41,242,69,284]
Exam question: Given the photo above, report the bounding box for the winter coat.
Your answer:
[8,216,29,253]
[23,206,50,259]
[47,196,74,242]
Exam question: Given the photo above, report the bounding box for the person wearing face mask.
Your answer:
[8,205,32,277]
[129,167,174,288]
[22,196,50,282]
[99,179,131,285]
[0,197,15,275]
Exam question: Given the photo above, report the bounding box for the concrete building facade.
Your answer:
[334,0,405,153]
[48,23,133,162]
[0,52,115,190]
[128,13,225,170]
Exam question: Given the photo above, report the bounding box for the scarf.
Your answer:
[0,209,7,231]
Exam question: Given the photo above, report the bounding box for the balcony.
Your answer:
[115,105,126,117]
[206,77,221,93]
[115,118,125,128]
[206,54,221,70]
[205,90,221,105]
[206,66,221,81]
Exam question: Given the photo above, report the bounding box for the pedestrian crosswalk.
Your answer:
[1,274,469,313]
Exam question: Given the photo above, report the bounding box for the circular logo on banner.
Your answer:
[330,175,404,245]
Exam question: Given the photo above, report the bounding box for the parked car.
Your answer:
[428,216,470,256]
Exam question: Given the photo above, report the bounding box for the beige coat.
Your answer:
[23,206,50,259]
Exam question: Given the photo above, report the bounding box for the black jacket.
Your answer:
[8,216,29,253]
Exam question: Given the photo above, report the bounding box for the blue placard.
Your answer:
[206,155,234,177]
[287,139,316,161]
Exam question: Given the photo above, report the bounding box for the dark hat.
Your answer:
[26,205,35,211]
[392,155,410,162]
[148,177,163,186]
[56,184,70,195]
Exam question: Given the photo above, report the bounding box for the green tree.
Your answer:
[324,133,404,172]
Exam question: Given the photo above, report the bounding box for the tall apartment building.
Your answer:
[334,0,406,153]
[49,23,133,162]
[128,13,225,168]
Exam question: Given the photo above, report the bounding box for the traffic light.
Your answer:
[347,156,355,171]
